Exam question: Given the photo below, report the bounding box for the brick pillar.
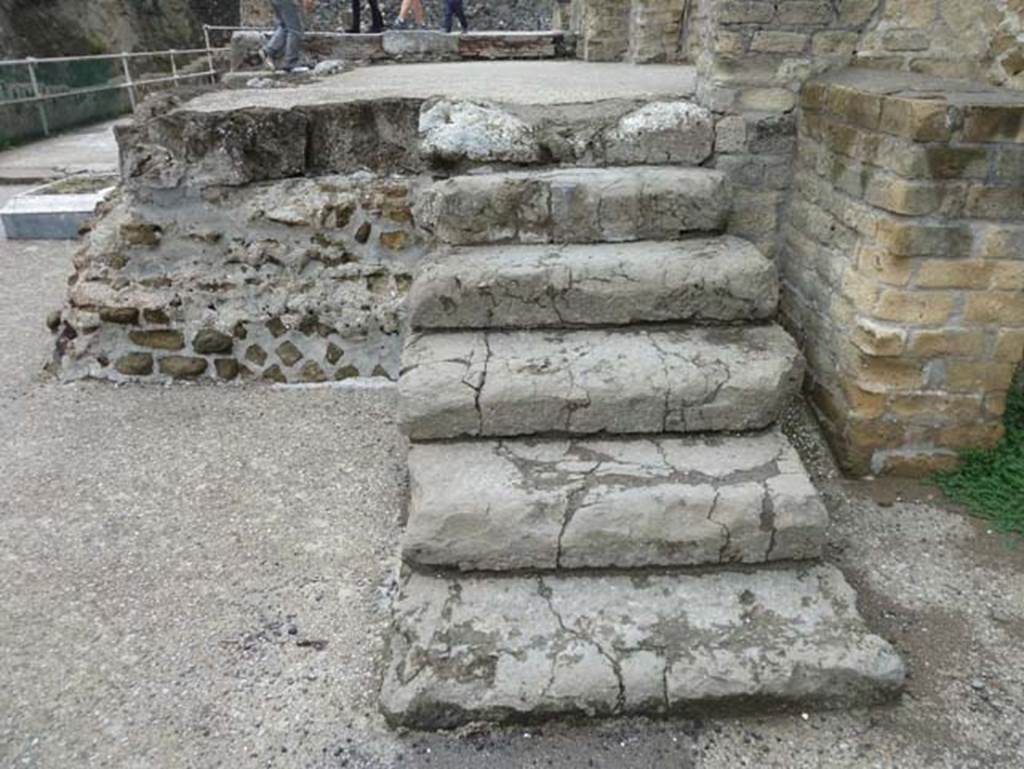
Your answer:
[783,69,1024,476]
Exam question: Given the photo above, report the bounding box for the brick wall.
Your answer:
[783,69,1024,476]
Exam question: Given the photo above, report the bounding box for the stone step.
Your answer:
[398,325,804,441]
[380,565,907,728]
[407,237,778,331]
[416,167,729,246]
[403,429,827,571]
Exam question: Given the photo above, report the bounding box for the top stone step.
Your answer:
[116,62,708,189]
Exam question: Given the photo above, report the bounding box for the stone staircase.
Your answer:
[381,128,905,727]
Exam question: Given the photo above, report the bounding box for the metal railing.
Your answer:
[0,44,229,137]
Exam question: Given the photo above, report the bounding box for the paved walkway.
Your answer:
[0,119,123,184]
[1,237,1023,768]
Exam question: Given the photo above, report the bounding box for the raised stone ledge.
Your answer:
[398,324,805,440]
[380,565,906,728]
[407,238,778,330]
[404,430,827,570]
[117,62,699,189]
[801,69,1024,145]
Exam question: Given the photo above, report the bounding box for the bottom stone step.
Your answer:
[380,565,905,728]
[403,429,828,571]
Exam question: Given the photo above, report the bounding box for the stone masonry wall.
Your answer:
[855,0,1024,89]
[783,69,1024,476]
[52,87,717,384]
[570,0,686,62]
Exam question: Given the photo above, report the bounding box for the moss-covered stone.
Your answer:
[245,344,268,366]
[129,329,185,350]
[115,353,154,376]
[267,317,288,338]
[143,308,170,325]
[298,361,328,382]
[193,329,234,355]
[276,341,303,367]
[99,307,140,325]
[215,358,240,381]
[262,364,288,383]
[326,343,344,365]
[335,364,361,380]
[159,356,208,379]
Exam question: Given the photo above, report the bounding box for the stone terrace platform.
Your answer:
[188,61,697,113]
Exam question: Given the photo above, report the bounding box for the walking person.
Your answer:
[348,0,383,33]
[259,0,314,73]
[394,0,425,29]
[443,0,468,32]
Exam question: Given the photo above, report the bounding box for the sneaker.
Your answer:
[257,47,275,71]
[394,17,408,29]
[283,65,310,73]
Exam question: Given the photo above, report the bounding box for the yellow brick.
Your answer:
[852,316,907,356]
[857,245,914,286]
[985,391,1009,418]
[875,219,972,257]
[847,418,907,450]
[913,260,995,289]
[937,422,1006,450]
[889,392,984,421]
[841,379,889,419]
[854,354,926,392]
[964,292,1024,324]
[978,225,1024,259]
[879,97,951,141]
[965,186,1024,220]
[907,329,985,357]
[877,451,961,478]
[874,289,956,324]
[864,175,940,215]
[991,261,1024,290]
[946,361,1019,391]
[995,328,1024,361]
[841,268,880,310]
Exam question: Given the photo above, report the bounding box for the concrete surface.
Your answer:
[0,185,32,239]
[0,188,113,240]
[0,119,123,184]
[181,61,698,112]
[1,236,1024,767]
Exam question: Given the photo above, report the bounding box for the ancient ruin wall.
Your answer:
[784,70,1024,476]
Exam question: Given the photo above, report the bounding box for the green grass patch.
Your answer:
[935,386,1024,534]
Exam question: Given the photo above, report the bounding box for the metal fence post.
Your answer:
[203,25,216,84]
[120,52,136,110]
[25,57,49,137]
[169,49,179,87]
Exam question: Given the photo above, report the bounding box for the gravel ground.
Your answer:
[1,238,1023,768]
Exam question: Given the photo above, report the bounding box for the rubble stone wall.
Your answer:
[783,70,1024,476]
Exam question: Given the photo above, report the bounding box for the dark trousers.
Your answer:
[443,0,467,32]
[350,0,383,32]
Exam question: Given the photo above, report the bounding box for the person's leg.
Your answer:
[443,0,453,32]
[397,0,411,22]
[454,0,467,30]
[348,0,361,32]
[367,0,383,32]
[412,0,425,25]
[277,0,304,69]
[265,0,287,57]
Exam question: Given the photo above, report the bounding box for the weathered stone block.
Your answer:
[399,325,805,440]
[603,102,714,165]
[403,431,827,571]
[381,566,905,728]
[158,356,208,379]
[129,329,185,351]
[417,168,729,245]
[419,100,540,164]
[408,238,778,330]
